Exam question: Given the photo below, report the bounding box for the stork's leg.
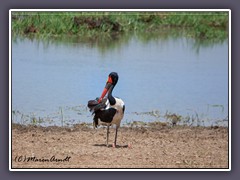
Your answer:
[106,125,110,147]
[114,126,118,147]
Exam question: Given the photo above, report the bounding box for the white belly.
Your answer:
[98,97,125,127]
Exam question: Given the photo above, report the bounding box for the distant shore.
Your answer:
[11,11,228,40]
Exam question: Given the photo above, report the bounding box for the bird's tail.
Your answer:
[93,115,98,128]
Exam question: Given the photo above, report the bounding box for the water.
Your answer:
[11,33,229,127]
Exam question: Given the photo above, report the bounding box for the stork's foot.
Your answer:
[128,143,132,149]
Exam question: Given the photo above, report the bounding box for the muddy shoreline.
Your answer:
[11,123,229,169]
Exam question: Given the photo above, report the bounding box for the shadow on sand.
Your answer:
[93,144,129,148]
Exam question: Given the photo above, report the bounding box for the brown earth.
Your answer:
[11,123,229,169]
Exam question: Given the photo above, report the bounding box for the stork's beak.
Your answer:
[98,76,113,103]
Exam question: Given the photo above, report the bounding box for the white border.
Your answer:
[228,9,231,171]
[9,9,12,172]
[9,9,231,171]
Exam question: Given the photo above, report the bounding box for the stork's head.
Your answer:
[98,72,119,102]
[108,72,118,85]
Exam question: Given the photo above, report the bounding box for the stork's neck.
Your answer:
[108,85,116,105]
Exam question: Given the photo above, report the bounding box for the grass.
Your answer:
[11,11,228,40]
[12,106,228,128]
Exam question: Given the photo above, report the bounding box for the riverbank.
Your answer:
[11,11,228,40]
[11,123,228,169]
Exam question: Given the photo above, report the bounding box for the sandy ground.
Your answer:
[11,123,229,169]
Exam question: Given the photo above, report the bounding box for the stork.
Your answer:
[88,72,125,147]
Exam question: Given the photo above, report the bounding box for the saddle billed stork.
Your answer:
[88,72,125,147]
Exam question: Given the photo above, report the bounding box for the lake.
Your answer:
[11,32,229,127]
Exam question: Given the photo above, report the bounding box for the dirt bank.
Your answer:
[11,123,228,169]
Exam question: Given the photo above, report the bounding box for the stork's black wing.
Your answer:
[87,97,107,113]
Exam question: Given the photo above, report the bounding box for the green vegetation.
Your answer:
[11,11,228,40]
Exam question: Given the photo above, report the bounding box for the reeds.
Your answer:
[11,11,228,40]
